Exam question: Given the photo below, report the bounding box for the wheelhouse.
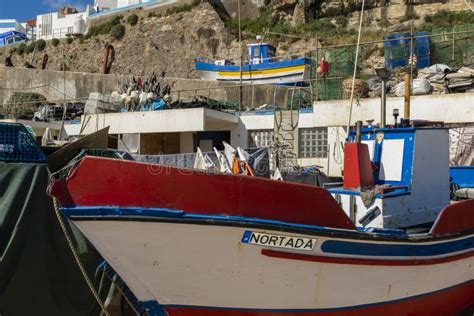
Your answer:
[247,43,276,65]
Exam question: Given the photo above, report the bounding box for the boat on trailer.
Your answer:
[48,120,474,315]
[195,40,311,85]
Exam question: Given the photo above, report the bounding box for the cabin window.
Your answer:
[298,128,328,158]
[267,46,276,60]
[248,129,274,148]
[252,46,261,58]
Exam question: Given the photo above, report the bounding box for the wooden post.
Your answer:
[404,73,411,119]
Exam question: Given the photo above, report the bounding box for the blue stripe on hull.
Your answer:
[61,206,474,258]
[321,237,474,257]
[195,57,309,72]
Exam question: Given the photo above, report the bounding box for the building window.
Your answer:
[298,127,328,158]
[248,129,274,148]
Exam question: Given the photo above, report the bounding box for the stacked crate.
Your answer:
[384,32,431,69]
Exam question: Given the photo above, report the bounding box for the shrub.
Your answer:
[66,37,73,44]
[9,47,17,54]
[112,15,123,25]
[78,36,85,44]
[424,10,474,27]
[110,24,125,40]
[400,11,420,22]
[51,38,60,47]
[86,15,122,38]
[165,0,200,15]
[2,92,47,119]
[335,16,348,28]
[17,43,27,55]
[36,39,46,51]
[25,42,36,54]
[127,14,138,26]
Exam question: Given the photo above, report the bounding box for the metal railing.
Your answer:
[37,27,74,40]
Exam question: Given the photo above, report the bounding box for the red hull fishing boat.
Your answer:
[48,123,474,316]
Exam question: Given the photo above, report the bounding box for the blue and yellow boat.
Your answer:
[195,42,311,85]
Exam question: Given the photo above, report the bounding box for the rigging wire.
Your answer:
[345,0,366,138]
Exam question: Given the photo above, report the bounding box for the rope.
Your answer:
[345,0,366,137]
[0,83,51,91]
[50,187,110,316]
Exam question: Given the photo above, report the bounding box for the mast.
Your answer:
[238,0,243,112]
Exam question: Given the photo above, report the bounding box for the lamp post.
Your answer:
[238,0,243,113]
[375,67,391,128]
[393,108,399,127]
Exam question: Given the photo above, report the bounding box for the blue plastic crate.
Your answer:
[414,45,430,56]
[384,33,410,47]
[386,57,408,69]
[0,123,46,163]
[414,31,430,42]
[417,56,431,68]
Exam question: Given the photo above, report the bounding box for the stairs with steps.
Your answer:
[274,109,299,171]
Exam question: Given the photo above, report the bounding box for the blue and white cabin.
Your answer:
[328,126,450,230]
[195,41,311,85]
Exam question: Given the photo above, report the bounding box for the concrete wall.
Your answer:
[235,113,347,175]
[0,67,120,106]
[313,93,474,127]
[0,67,289,109]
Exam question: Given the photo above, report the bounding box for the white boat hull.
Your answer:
[73,219,474,313]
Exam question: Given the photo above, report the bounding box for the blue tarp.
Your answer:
[0,31,27,47]
[450,166,474,188]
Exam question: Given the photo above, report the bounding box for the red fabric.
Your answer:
[319,60,329,73]
[51,157,355,230]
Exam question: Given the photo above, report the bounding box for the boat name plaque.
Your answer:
[241,231,316,251]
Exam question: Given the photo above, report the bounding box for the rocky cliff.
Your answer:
[1,0,471,79]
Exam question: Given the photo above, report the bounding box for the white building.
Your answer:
[94,0,118,11]
[65,92,474,177]
[37,5,91,40]
[0,19,26,34]
[94,0,156,11]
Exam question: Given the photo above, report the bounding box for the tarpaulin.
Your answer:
[0,162,103,315]
[282,169,332,187]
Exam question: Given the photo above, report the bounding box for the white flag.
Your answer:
[194,147,208,170]
[214,147,231,173]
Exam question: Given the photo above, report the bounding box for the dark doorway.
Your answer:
[196,131,231,152]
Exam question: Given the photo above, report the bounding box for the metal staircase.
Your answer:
[274,87,304,171]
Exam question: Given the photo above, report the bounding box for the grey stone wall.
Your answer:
[0,66,289,109]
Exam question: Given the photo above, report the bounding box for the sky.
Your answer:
[0,0,94,22]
